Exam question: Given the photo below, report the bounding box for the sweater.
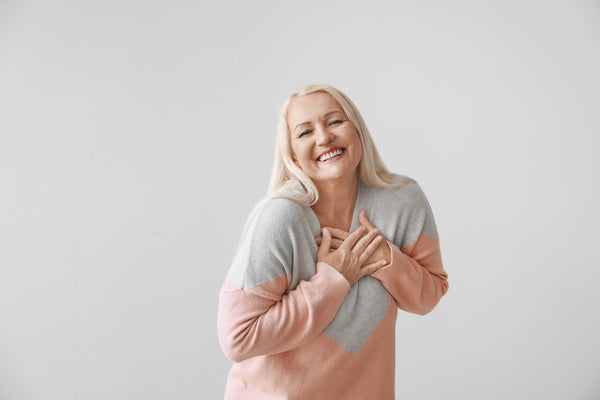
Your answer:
[218,176,449,399]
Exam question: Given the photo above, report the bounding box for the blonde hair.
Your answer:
[266,84,415,206]
[239,84,416,237]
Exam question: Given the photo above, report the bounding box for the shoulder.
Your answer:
[231,197,310,289]
[243,197,312,247]
[362,174,438,240]
[363,174,431,211]
[259,196,306,218]
[253,197,308,232]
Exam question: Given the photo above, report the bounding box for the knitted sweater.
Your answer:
[218,176,449,399]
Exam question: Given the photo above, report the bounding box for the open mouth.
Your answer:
[317,148,345,163]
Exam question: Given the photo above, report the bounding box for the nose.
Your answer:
[315,125,335,146]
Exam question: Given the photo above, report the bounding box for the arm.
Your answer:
[218,262,349,363]
[217,199,351,363]
[371,185,449,315]
[372,237,448,315]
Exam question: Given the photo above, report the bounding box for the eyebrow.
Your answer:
[293,111,344,132]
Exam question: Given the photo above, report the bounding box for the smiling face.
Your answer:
[287,92,363,186]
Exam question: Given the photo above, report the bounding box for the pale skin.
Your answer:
[287,92,392,285]
[316,209,392,271]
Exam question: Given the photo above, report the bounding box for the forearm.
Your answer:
[372,239,448,315]
[218,262,350,362]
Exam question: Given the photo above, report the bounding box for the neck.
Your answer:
[311,172,359,228]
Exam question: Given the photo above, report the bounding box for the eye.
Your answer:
[299,129,312,138]
[328,120,343,126]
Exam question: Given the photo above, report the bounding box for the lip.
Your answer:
[316,146,345,161]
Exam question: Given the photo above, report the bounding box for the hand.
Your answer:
[317,225,388,285]
[315,209,391,268]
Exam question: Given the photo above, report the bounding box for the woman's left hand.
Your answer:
[315,209,391,267]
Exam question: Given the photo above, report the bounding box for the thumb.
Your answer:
[317,228,331,259]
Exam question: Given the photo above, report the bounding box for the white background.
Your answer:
[1,0,599,399]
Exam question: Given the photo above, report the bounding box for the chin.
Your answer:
[312,168,357,184]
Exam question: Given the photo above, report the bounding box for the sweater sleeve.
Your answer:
[371,184,449,315]
[217,199,351,363]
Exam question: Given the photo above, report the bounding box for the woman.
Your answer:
[218,84,449,399]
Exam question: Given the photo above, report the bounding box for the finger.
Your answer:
[351,228,380,252]
[315,237,343,248]
[317,228,331,259]
[358,209,376,231]
[338,226,366,251]
[324,227,351,240]
[361,259,389,276]
[358,235,384,264]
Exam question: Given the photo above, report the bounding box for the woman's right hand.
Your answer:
[317,226,388,285]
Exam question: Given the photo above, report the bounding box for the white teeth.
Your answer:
[318,149,343,161]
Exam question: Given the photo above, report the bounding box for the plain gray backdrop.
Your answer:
[1,0,599,399]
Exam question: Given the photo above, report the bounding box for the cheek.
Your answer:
[297,142,308,156]
[348,130,362,153]
[355,139,363,156]
[291,143,308,164]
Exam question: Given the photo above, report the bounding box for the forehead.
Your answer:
[287,92,344,126]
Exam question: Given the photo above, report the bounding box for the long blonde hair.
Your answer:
[240,85,415,236]
[267,84,415,206]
